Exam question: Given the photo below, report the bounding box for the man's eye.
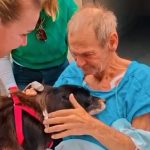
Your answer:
[83,53,94,57]
[71,52,95,58]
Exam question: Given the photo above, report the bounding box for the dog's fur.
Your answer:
[0,84,103,150]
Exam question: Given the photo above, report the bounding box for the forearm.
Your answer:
[90,118,136,150]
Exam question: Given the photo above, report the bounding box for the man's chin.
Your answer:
[83,70,103,81]
[83,69,96,76]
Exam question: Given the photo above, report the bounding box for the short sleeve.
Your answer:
[125,65,150,121]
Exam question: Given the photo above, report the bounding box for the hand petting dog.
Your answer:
[43,93,99,139]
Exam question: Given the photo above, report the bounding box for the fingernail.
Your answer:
[51,135,56,139]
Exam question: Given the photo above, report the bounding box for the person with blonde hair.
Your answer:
[43,5,150,150]
[0,0,77,92]
[0,0,42,57]
[0,0,42,95]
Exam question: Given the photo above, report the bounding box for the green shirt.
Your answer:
[12,0,78,69]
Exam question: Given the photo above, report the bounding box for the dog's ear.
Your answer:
[0,96,13,110]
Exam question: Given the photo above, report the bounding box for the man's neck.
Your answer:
[84,54,131,91]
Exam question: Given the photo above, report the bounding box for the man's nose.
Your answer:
[75,56,86,67]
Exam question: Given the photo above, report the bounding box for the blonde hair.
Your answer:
[0,0,42,24]
[42,0,58,21]
[68,5,117,47]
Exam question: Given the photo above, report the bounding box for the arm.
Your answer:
[132,113,150,131]
[43,94,149,150]
[91,114,150,150]
[0,55,17,93]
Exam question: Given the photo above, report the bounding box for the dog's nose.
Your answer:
[88,99,106,115]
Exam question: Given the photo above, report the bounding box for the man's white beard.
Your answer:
[83,64,104,82]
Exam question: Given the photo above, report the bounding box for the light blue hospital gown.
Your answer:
[53,61,150,150]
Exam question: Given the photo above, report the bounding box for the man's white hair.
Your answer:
[68,5,117,47]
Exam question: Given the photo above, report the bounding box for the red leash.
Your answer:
[10,87,53,148]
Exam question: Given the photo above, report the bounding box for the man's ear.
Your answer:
[108,32,118,52]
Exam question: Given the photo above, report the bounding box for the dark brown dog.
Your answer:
[0,84,104,150]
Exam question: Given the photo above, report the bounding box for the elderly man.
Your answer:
[43,5,150,150]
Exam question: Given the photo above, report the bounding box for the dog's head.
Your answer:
[39,84,105,115]
[0,84,105,119]
[0,84,105,149]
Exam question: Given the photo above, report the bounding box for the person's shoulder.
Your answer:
[127,61,150,77]
[54,61,83,87]
[123,62,150,120]
[129,61,150,92]
[123,61,150,90]
[128,61,150,78]
[62,61,83,76]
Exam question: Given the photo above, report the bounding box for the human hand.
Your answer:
[43,93,98,139]
[22,81,44,96]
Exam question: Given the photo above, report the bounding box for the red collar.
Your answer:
[11,92,53,148]
[12,93,41,144]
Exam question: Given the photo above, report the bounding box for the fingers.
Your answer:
[23,88,37,96]
[43,115,83,127]
[69,93,82,109]
[51,130,73,139]
[22,81,44,96]
[47,109,77,118]
[47,94,84,118]
[44,123,75,134]
[51,129,80,139]
[44,123,83,139]
[43,93,90,139]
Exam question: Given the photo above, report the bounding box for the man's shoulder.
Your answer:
[62,61,82,76]
[127,61,150,94]
[127,61,150,78]
[54,61,84,87]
